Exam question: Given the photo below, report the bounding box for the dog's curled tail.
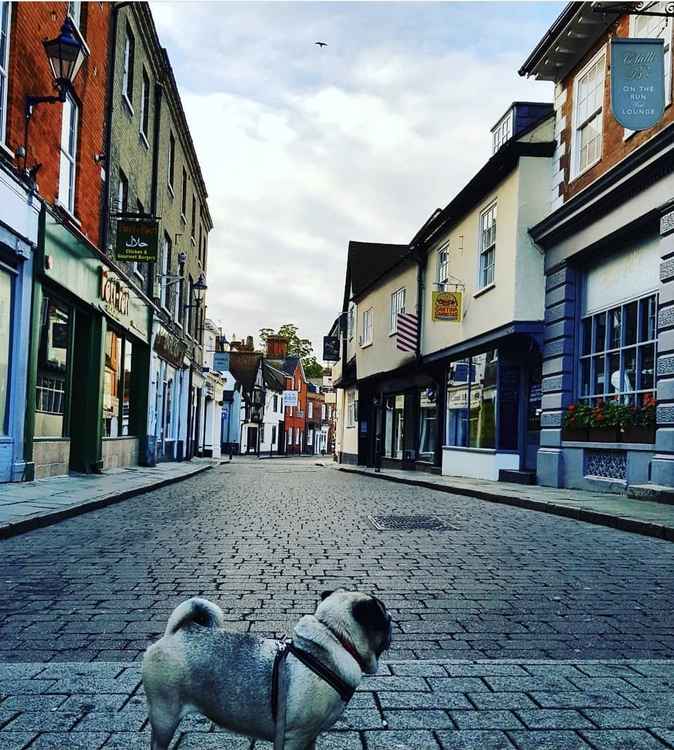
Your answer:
[164,597,225,636]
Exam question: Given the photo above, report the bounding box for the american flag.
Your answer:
[396,312,418,352]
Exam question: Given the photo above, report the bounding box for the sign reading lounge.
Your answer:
[611,37,665,131]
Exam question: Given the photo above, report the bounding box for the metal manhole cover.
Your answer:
[368,514,458,531]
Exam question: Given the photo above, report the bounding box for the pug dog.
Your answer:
[143,590,392,750]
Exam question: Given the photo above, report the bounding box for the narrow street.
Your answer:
[2,458,673,663]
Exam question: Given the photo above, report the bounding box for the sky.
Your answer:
[151,1,562,357]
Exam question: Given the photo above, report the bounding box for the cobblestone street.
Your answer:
[1,458,673,663]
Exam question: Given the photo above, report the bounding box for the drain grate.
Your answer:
[368,514,457,531]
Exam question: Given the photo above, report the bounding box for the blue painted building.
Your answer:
[0,163,40,482]
[212,350,241,455]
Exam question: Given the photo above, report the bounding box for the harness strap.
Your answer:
[286,641,355,704]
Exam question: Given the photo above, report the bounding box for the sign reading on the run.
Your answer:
[611,37,665,131]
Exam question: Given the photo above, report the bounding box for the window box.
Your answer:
[620,426,655,444]
[562,427,588,442]
[588,428,621,443]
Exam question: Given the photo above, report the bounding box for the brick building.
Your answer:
[265,336,307,454]
[520,2,674,493]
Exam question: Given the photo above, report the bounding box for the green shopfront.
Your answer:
[26,210,152,479]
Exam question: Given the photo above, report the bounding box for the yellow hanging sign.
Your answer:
[432,291,463,322]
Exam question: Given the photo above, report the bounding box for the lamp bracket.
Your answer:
[592,1,674,16]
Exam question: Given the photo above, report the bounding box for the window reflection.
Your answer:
[35,297,70,437]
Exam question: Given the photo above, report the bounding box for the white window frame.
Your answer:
[571,46,606,179]
[308,401,313,419]
[437,243,449,290]
[59,92,79,214]
[168,132,176,193]
[0,1,11,146]
[478,201,497,290]
[389,288,406,334]
[68,1,82,29]
[361,307,373,347]
[174,258,182,325]
[139,67,150,144]
[117,170,128,213]
[160,233,171,309]
[122,24,134,111]
[492,110,513,154]
[346,390,358,428]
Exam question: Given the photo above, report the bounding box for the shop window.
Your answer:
[383,394,405,458]
[35,298,71,437]
[0,268,11,435]
[418,388,437,460]
[446,350,497,449]
[579,293,657,406]
[103,329,136,437]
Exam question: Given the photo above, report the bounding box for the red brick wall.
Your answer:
[283,364,307,451]
[560,15,674,201]
[5,2,111,246]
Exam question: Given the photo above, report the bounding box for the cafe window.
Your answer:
[418,388,437,460]
[103,329,136,437]
[35,297,71,437]
[0,268,11,435]
[446,350,498,449]
[579,293,657,406]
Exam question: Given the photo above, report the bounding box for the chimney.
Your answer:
[246,335,254,351]
[266,335,289,359]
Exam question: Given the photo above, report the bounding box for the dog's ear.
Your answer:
[320,590,334,601]
[352,597,388,631]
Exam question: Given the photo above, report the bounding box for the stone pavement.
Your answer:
[1,660,674,748]
[335,465,674,542]
[0,460,218,539]
[2,460,674,663]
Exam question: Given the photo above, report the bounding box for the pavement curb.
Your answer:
[337,467,674,543]
[0,464,214,542]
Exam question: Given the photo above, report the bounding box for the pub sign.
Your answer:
[432,291,463,322]
[283,390,299,408]
[115,217,159,263]
[611,37,665,131]
[323,335,340,361]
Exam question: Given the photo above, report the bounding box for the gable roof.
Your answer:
[263,361,286,391]
[347,241,412,303]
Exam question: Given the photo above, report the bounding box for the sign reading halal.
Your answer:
[611,37,665,131]
[432,291,463,322]
[115,217,159,263]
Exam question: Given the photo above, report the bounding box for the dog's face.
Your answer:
[315,590,392,674]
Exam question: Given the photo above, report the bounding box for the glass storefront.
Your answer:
[103,329,136,437]
[384,394,405,458]
[35,297,71,437]
[418,389,437,460]
[0,269,11,435]
[446,350,498,449]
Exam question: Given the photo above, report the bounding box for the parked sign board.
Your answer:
[283,390,298,407]
[611,37,665,131]
[115,217,159,263]
[432,291,463,322]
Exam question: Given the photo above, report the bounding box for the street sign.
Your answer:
[115,217,159,262]
[323,335,340,361]
[432,291,463,322]
[283,390,298,407]
[611,37,665,131]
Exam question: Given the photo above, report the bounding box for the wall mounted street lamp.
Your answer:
[22,17,88,172]
[185,272,208,341]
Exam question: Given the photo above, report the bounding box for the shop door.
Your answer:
[157,380,167,459]
[524,358,542,472]
[247,425,257,453]
[278,421,285,453]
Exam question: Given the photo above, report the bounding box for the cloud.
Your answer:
[152,2,558,352]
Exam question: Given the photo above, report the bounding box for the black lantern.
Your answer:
[43,17,88,93]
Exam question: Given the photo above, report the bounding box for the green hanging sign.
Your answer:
[115,217,159,263]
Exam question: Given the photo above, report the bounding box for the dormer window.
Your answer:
[492,110,513,154]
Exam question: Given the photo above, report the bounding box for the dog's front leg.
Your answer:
[281,731,317,750]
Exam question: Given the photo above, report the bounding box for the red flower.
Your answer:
[568,404,576,412]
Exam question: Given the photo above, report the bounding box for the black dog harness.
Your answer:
[271,638,355,722]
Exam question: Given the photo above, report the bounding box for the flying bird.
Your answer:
[315,41,327,48]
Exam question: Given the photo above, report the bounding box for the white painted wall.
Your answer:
[442,448,519,480]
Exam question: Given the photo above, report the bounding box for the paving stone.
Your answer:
[317,733,364,749]
[101,730,151,748]
[381,710,453,729]
[377,692,472,710]
[28,731,110,749]
[178,733,250,749]
[427,678,488,693]
[449,710,523,730]
[529,690,639,708]
[467,692,538,710]
[2,709,81,732]
[390,663,447,676]
[358,677,428,692]
[435,730,515,749]
[514,709,594,730]
[508,730,594,749]
[0,733,39,750]
[443,665,528,677]
[580,729,671,749]
[483,676,574,693]
[363,730,441,749]
[0,694,69,712]
[334,709,383,731]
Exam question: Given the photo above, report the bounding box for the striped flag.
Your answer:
[396,312,418,352]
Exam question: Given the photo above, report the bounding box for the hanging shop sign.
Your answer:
[115,217,159,263]
[611,37,665,131]
[323,335,340,361]
[100,269,130,319]
[282,390,298,408]
[154,326,188,369]
[432,291,463,322]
